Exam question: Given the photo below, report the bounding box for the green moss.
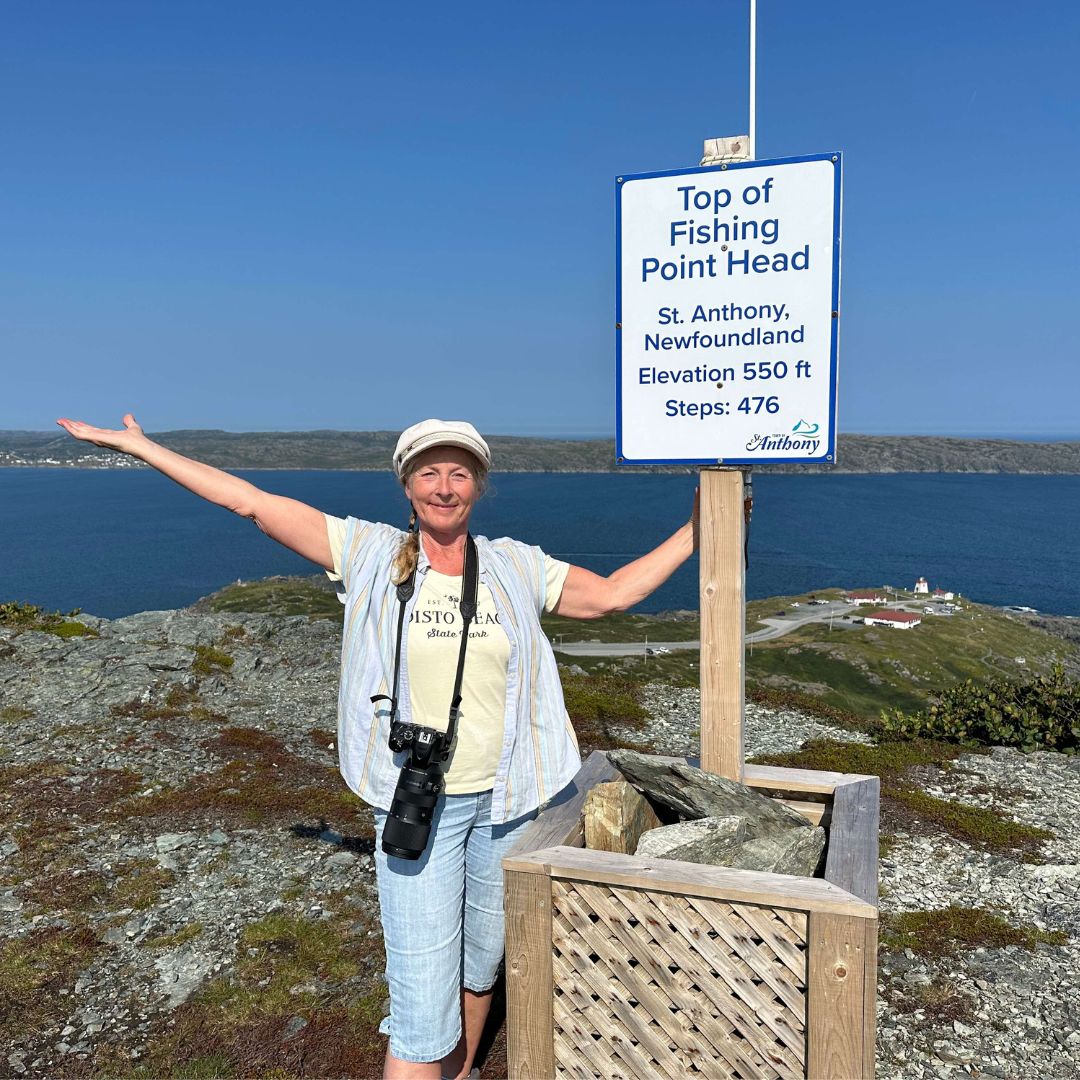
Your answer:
[0,705,33,722]
[165,684,200,707]
[18,866,110,913]
[113,683,202,721]
[881,906,1068,958]
[96,901,388,1079]
[0,764,143,894]
[206,726,286,756]
[886,975,978,1025]
[170,1056,236,1079]
[195,914,362,1025]
[889,786,1054,860]
[749,736,972,777]
[112,683,226,730]
[878,833,899,859]
[0,926,101,1043]
[42,620,97,638]
[190,706,227,723]
[120,738,369,832]
[112,860,176,910]
[143,923,204,950]
[192,645,235,676]
[0,600,97,638]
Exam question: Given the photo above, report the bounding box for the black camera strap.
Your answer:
[447,533,479,746]
[374,532,479,751]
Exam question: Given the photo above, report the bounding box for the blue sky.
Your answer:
[3,0,1077,438]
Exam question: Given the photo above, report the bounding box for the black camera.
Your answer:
[377,532,478,862]
[381,719,455,860]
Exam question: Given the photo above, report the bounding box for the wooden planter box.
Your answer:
[503,751,879,1080]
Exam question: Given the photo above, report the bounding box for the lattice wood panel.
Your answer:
[550,879,808,1080]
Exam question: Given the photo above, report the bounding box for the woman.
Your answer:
[56,414,698,1080]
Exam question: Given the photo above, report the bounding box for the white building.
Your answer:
[844,590,889,605]
[863,610,922,630]
[914,577,929,594]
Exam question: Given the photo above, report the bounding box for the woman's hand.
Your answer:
[56,413,150,457]
[56,412,335,571]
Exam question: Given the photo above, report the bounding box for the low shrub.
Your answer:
[562,672,647,752]
[881,665,1080,753]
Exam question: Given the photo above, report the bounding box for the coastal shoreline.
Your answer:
[4,430,1080,474]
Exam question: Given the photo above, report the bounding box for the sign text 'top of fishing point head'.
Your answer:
[616,153,842,465]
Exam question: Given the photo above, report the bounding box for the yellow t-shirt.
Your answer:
[324,515,570,793]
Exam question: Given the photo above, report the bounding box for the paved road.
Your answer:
[552,599,923,656]
[746,600,857,642]
[553,639,699,657]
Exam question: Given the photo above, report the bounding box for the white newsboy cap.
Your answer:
[393,419,492,479]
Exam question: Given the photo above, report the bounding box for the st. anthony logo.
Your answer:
[746,419,821,455]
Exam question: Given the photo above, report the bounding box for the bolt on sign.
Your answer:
[616,153,842,465]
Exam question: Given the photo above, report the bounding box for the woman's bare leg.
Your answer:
[440,987,494,1079]
[383,1052,441,1079]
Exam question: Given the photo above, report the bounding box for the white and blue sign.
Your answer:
[616,153,842,465]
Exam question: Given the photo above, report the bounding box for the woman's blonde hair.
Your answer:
[390,453,489,584]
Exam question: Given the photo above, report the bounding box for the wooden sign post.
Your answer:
[699,466,746,781]
[697,138,753,784]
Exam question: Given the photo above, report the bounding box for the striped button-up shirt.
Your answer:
[331,516,581,823]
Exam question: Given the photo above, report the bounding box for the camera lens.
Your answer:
[381,763,441,860]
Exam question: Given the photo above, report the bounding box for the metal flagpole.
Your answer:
[749,0,757,158]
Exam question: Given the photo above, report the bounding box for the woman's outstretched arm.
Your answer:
[552,489,699,620]
[56,414,334,571]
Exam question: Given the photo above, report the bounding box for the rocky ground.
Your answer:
[1,609,1078,1079]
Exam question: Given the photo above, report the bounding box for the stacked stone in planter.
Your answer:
[590,750,826,877]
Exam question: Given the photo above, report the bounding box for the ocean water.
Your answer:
[2,469,1076,619]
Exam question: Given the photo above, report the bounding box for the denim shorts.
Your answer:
[372,791,537,1063]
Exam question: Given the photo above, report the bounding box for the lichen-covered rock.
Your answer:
[633,805,825,875]
[608,749,811,834]
[635,815,748,861]
[719,825,827,876]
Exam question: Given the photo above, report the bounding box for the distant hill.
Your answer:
[3,429,1080,473]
